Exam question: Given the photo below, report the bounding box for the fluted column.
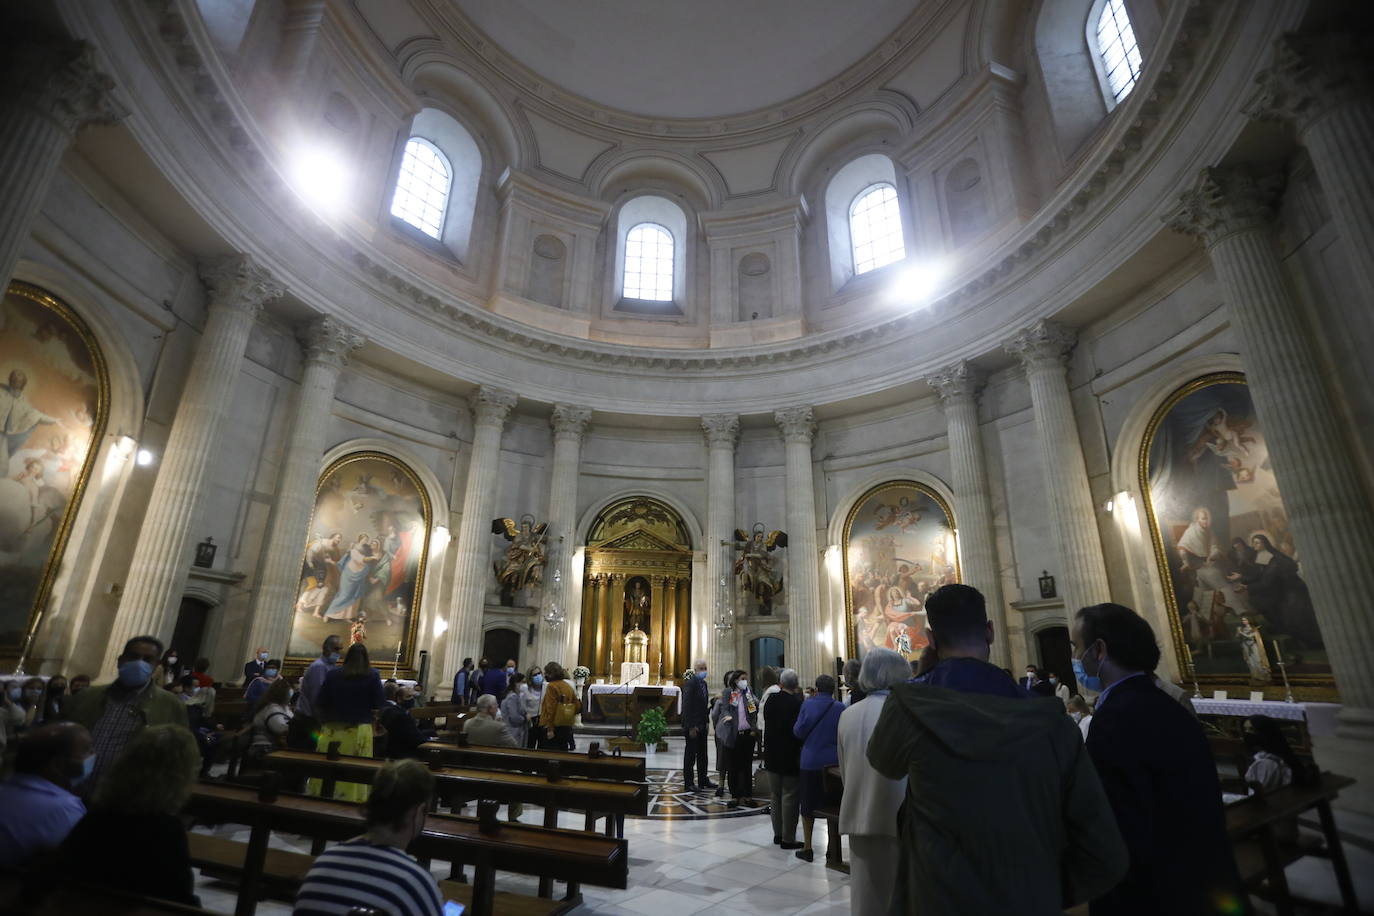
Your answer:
[104,256,284,672]
[1246,33,1374,309]
[442,386,517,680]
[1167,167,1374,740]
[540,404,591,668]
[0,40,125,293]
[1004,321,1112,619]
[244,317,364,658]
[702,414,739,680]
[928,362,1009,666]
[774,407,824,683]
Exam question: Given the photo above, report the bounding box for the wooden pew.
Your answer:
[419,741,647,782]
[1224,772,1359,915]
[262,749,647,823]
[412,703,471,730]
[187,782,628,916]
[0,867,220,915]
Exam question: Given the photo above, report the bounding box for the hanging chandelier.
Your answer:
[542,565,566,629]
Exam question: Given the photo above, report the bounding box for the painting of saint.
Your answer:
[286,452,430,671]
[843,481,959,661]
[0,284,106,655]
[1140,373,1330,690]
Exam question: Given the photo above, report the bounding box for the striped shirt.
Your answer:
[292,838,443,916]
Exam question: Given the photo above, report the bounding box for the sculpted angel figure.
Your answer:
[734,524,787,615]
[492,514,548,596]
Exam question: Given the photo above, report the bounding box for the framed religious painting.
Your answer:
[1139,372,1334,696]
[285,451,431,675]
[0,282,109,660]
[843,480,959,661]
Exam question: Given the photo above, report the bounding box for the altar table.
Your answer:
[583,683,680,723]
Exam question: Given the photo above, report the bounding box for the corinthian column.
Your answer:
[540,403,591,668]
[927,362,1010,666]
[443,386,517,682]
[774,407,824,682]
[1004,321,1112,619]
[702,414,739,681]
[0,39,125,293]
[244,317,364,658]
[1246,33,1374,309]
[1167,167,1374,765]
[105,256,284,672]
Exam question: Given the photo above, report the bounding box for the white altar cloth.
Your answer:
[586,682,681,713]
[1193,698,1341,736]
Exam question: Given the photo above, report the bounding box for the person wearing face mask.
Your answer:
[292,634,342,751]
[1072,603,1242,916]
[243,647,270,686]
[17,676,48,730]
[378,682,434,760]
[1050,671,1071,707]
[249,678,296,763]
[292,759,445,916]
[0,721,93,866]
[156,648,182,687]
[244,658,283,710]
[0,680,25,758]
[679,659,716,793]
[867,585,1126,912]
[710,670,759,809]
[65,635,188,788]
[41,675,68,723]
[1067,694,1093,740]
[523,666,545,748]
[499,671,530,748]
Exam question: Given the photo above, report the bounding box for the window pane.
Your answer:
[850,183,906,275]
[624,223,674,301]
[1096,0,1142,103]
[390,137,453,239]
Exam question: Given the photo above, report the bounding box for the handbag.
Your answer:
[752,765,773,796]
[552,686,578,727]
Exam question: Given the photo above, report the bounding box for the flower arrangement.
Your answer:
[636,705,668,748]
[571,665,591,680]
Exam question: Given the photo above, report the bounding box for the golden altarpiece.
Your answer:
[577,497,693,681]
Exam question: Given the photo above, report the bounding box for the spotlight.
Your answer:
[287,144,350,213]
[885,262,946,307]
[135,449,156,467]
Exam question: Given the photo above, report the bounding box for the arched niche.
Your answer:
[576,494,695,681]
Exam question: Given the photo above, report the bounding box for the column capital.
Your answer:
[701,414,740,449]
[1164,166,1284,248]
[198,254,285,316]
[927,361,986,407]
[1004,320,1077,372]
[4,40,127,137]
[1244,32,1371,135]
[773,406,816,445]
[471,385,517,431]
[551,403,593,442]
[296,316,364,369]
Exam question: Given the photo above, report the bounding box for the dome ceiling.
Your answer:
[451,0,922,118]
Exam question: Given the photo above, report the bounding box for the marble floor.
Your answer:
[191,736,1373,915]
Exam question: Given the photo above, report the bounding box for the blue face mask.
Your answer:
[5,686,20,702]
[265,668,278,679]
[532,675,544,687]
[699,670,708,683]
[327,653,341,664]
[1072,652,1103,693]
[117,659,154,688]
[72,754,96,788]
[506,667,515,675]
[259,652,269,661]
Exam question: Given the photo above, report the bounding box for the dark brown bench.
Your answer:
[419,741,647,782]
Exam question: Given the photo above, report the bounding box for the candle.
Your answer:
[1184,645,1194,667]
[1273,640,1282,664]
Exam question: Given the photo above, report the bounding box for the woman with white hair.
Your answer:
[836,648,911,916]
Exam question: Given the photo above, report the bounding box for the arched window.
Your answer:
[623,222,675,301]
[849,183,906,275]
[390,137,452,239]
[1094,0,1142,104]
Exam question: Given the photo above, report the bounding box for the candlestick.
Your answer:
[1276,660,1295,704]
[1184,645,1201,699]
[1272,639,1283,665]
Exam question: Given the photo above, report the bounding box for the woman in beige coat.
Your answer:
[836,648,911,916]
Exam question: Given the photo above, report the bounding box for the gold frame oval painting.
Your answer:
[843,481,959,661]
[0,283,108,657]
[1140,372,1333,696]
[286,451,431,674]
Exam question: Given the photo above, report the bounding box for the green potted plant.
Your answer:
[636,705,669,752]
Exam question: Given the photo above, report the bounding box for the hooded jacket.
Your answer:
[867,683,1127,915]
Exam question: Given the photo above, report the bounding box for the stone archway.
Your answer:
[577,496,693,681]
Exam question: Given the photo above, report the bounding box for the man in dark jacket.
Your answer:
[869,585,1127,913]
[478,657,509,701]
[1074,603,1246,916]
[680,659,716,791]
[379,683,435,759]
[762,668,805,848]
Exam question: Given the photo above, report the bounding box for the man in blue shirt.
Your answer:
[0,722,92,866]
[290,634,341,750]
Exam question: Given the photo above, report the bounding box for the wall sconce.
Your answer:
[193,537,217,569]
[135,448,156,467]
[1038,570,1057,600]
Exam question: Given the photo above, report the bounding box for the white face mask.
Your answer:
[737,679,748,690]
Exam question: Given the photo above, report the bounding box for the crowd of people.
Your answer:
[0,583,1313,915]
